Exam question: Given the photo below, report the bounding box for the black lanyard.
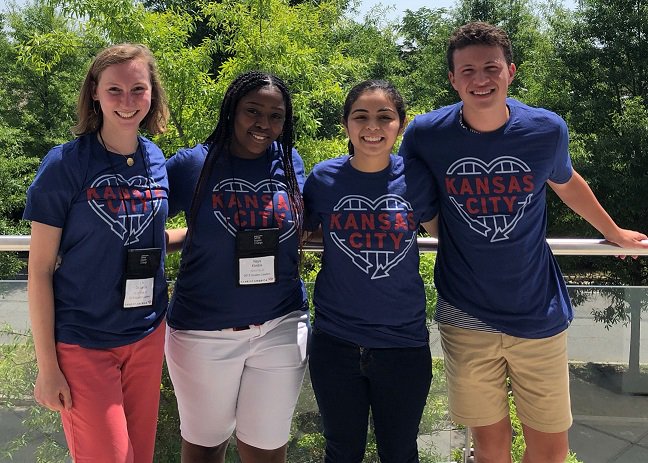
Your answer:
[97,131,157,248]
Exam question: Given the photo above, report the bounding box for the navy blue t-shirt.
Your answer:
[304,155,437,348]
[23,134,169,348]
[399,98,573,339]
[166,142,307,330]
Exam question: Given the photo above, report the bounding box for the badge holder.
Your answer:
[235,228,279,286]
[123,247,161,308]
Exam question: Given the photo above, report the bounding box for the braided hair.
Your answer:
[187,70,303,244]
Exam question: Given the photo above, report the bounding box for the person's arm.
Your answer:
[303,227,323,245]
[165,227,187,254]
[421,215,439,238]
[548,170,648,249]
[27,221,72,412]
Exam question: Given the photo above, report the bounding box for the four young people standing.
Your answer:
[24,21,648,463]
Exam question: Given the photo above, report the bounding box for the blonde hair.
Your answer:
[73,43,169,136]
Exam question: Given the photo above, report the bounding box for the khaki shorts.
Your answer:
[439,323,572,433]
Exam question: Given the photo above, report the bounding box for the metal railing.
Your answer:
[0,235,30,252]
[4,234,648,255]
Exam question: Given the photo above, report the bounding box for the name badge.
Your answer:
[123,248,161,309]
[236,228,279,286]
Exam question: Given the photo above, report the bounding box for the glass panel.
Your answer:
[2,281,648,461]
[567,286,648,463]
[0,280,29,343]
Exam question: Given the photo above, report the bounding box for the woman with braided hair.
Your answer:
[164,70,309,463]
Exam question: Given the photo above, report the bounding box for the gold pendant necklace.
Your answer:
[98,131,137,166]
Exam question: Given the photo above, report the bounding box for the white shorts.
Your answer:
[165,310,310,449]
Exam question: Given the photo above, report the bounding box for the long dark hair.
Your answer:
[187,70,303,242]
[342,80,406,155]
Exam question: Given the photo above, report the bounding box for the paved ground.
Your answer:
[569,363,648,462]
[0,405,68,462]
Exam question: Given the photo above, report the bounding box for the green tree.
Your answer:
[548,0,648,285]
[1,1,92,156]
[201,0,355,145]
[398,7,455,112]
[323,6,406,136]
[0,1,96,277]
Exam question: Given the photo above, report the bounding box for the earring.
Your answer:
[92,100,100,115]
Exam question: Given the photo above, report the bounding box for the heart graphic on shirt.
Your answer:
[87,174,162,245]
[329,194,417,280]
[445,156,534,242]
[211,178,297,242]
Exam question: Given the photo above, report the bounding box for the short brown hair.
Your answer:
[447,21,513,72]
[73,43,169,136]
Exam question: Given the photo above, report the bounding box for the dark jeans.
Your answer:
[309,329,432,463]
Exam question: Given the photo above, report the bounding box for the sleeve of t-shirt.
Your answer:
[548,117,573,184]
[166,145,205,218]
[398,117,420,161]
[291,148,306,192]
[302,169,321,232]
[23,143,84,228]
[404,156,438,223]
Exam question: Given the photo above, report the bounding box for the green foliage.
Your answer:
[296,136,348,173]
[0,121,38,279]
[333,5,405,85]
[141,8,219,151]
[0,328,35,405]
[0,156,39,220]
[548,0,648,287]
[0,1,100,278]
[398,7,456,112]
[294,432,326,461]
[0,253,25,287]
[153,363,182,462]
[1,1,91,156]
[420,253,437,320]
[54,0,219,153]
[420,357,449,434]
[0,327,68,461]
[164,214,187,282]
[58,0,147,43]
[202,0,353,141]
[0,155,39,278]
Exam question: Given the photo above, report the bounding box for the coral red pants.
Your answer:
[56,323,165,463]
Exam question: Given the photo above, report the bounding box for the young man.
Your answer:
[399,21,648,463]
